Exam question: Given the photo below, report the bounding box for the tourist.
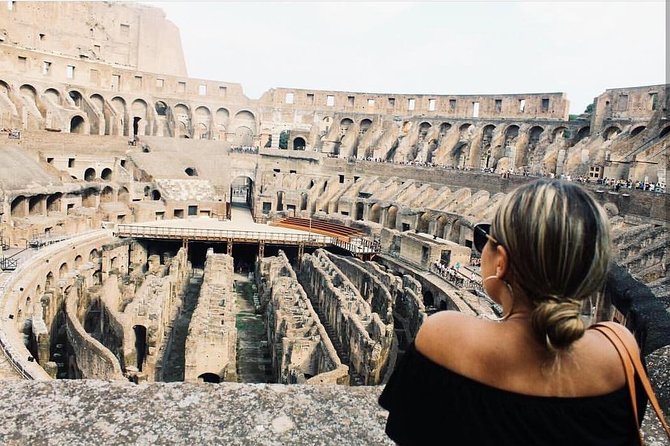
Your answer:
[379,178,646,445]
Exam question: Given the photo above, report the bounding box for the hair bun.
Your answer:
[530,298,585,352]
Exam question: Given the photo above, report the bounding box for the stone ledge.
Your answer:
[0,381,392,446]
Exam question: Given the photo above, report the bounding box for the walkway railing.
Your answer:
[115,224,335,246]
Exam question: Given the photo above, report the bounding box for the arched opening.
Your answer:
[551,126,567,143]
[11,195,28,218]
[58,262,69,279]
[89,249,100,263]
[133,325,147,371]
[100,168,112,181]
[419,122,432,140]
[387,206,398,229]
[70,115,85,134]
[195,106,211,139]
[185,167,198,177]
[355,202,364,221]
[369,203,381,223]
[575,126,590,142]
[74,255,83,268]
[47,193,62,214]
[293,137,306,150]
[101,186,114,203]
[45,272,54,288]
[151,190,161,201]
[659,126,670,139]
[423,290,434,307]
[234,126,254,147]
[84,167,96,181]
[174,104,190,138]
[529,126,544,145]
[28,195,45,216]
[603,126,621,141]
[20,84,38,101]
[90,94,104,112]
[300,192,308,211]
[44,88,61,104]
[132,117,141,137]
[630,126,646,137]
[231,176,254,208]
[68,90,83,107]
[339,118,354,138]
[198,373,221,384]
[155,101,168,116]
[118,187,129,204]
[360,119,373,135]
[439,122,452,137]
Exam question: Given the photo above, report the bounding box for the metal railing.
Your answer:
[115,224,336,246]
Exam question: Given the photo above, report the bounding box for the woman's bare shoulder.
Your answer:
[415,311,493,369]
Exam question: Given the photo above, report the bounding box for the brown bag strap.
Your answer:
[591,322,670,443]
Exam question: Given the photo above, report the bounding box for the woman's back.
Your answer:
[414,311,628,398]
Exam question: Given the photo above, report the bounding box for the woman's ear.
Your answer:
[495,244,509,278]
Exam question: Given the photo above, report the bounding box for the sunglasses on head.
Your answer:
[473,223,499,254]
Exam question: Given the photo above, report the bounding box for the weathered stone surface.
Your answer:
[0,381,393,446]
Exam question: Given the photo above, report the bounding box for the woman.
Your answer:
[379,179,646,445]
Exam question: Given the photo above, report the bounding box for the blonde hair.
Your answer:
[491,179,611,352]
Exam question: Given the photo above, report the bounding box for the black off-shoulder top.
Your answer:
[379,342,646,446]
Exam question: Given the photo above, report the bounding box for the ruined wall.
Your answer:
[299,250,393,385]
[65,283,123,380]
[0,2,187,77]
[259,252,348,385]
[184,250,237,383]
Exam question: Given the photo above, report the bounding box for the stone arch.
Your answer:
[630,126,645,137]
[0,80,10,95]
[89,249,100,263]
[215,108,229,140]
[436,215,449,238]
[68,90,83,107]
[419,122,432,140]
[439,122,452,136]
[131,99,148,136]
[84,167,96,181]
[386,205,398,229]
[46,193,62,214]
[11,195,28,218]
[44,88,61,104]
[360,118,373,134]
[74,255,83,268]
[151,190,161,201]
[423,290,434,307]
[111,96,128,136]
[575,126,590,142]
[233,110,256,138]
[293,136,306,150]
[90,94,104,112]
[194,106,211,139]
[174,103,191,138]
[70,115,86,134]
[28,194,45,216]
[504,125,520,140]
[46,271,54,288]
[198,373,221,383]
[155,101,168,116]
[118,186,129,204]
[551,126,567,143]
[603,125,621,141]
[100,168,113,181]
[234,126,254,146]
[58,262,69,279]
[340,118,354,138]
[101,186,114,202]
[529,126,544,144]
[20,84,37,100]
[369,203,381,223]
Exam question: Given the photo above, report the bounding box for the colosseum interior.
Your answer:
[0,2,668,444]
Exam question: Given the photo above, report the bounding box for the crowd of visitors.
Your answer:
[230,145,259,154]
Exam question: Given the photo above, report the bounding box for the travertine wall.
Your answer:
[299,250,393,385]
[260,252,348,385]
[184,250,237,383]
